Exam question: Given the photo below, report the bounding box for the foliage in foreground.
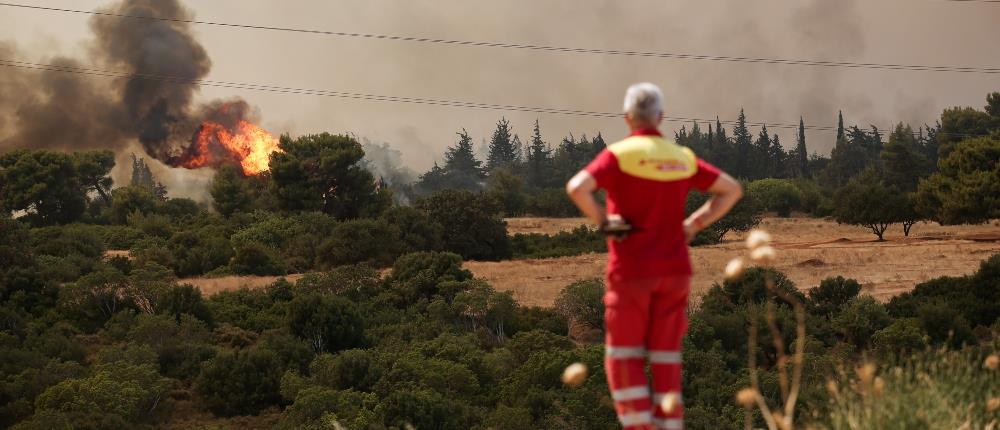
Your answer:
[820,347,999,430]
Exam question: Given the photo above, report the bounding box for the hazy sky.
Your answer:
[1,0,998,172]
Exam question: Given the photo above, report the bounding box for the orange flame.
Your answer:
[179,119,281,175]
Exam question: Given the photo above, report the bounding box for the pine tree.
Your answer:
[752,124,772,180]
[525,120,553,189]
[769,134,786,178]
[795,117,809,177]
[733,109,753,178]
[442,129,485,190]
[486,117,517,172]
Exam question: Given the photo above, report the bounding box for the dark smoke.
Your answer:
[89,0,212,160]
[0,0,251,167]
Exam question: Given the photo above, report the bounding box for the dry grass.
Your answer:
[167,217,1000,308]
[179,274,305,296]
[469,217,1000,307]
[505,217,589,235]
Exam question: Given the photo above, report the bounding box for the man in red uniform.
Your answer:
[566,83,743,430]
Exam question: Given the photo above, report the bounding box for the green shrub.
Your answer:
[554,279,604,329]
[511,226,606,259]
[287,294,366,353]
[196,348,284,417]
[808,276,862,317]
[230,242,285,276]
[417,189,512,260]
[819,347,1000,429]
[316,219,401,268]
[525,188,580,217]
[748,178,802,217]
[832,296,892,349]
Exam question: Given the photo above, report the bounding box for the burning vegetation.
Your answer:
[170,101,282,175]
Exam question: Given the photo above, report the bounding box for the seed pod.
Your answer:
[750,246,778,265]
[735,388,757,408]
[561,362,588,387]
[746,230,772,250]
[724,257,746,281]
[659,392,681,414]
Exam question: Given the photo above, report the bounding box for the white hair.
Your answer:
[623,82,664,123]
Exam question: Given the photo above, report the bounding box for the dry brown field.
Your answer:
[477,217,1000,307]
[174,217,1000,308]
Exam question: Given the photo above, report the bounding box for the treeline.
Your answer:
[403,92,1000,238]
[2,213,997,428]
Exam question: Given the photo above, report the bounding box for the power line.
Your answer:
[0,58,982,138]
[1,2,998,75]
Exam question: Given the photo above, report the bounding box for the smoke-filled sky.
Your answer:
[1,0,998,176]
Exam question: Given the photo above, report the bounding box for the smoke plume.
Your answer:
[0,0,257,172]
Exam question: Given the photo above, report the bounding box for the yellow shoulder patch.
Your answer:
[607,136,697,182]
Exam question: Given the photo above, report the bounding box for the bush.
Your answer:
[822,348,1000,429]
[808,276,862,317]
[379,205,444,254]
[511,226,606,259]
[554,279,604,330]
[315,219,401,268]
[386,252,473,302]
[525,188,580,218]
[286,294,366,353]
[167,230,233,277]
[231,242,285,276]
[747,178,802,217]
[871,318,927,358]
[417,189,512,260]
[196,348,284,417]
[832,296,892,349]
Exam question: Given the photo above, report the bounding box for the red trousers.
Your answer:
[604,274,690,430]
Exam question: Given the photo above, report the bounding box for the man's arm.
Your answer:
[683,172,743,243]
[566,170,606,226]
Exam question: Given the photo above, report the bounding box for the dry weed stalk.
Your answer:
[736,230,808,430]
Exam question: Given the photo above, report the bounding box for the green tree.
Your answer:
[524,120,553,189]
[287,294,366,353]
[833,173,908,241]
[747,179,802,217]
[915,136,1000,224]
[487,117,518,172]
[416,190,511,260]
[270,133,389,219]
[72,150,115,205]
[793,117,809,177]
[210,165,253,217]
[0,150,86,225]
[732,109,753,178]
[444,129,486,190]
[882,123,931,192]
